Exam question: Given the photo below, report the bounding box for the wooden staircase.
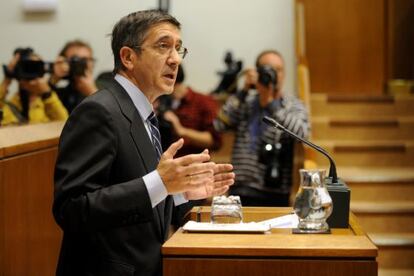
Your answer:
[310,93,414,274]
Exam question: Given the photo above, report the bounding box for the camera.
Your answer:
[15,47,33,59]
[257,65,277,87]
[213,51,243,94]
[2,47,52,80]
[66,56,89,79]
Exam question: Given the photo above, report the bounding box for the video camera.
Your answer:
[212,51,243,94]
[2,47,53,80]
[65,56,89,79]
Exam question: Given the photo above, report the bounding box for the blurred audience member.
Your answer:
[214,49,310,206]
[158,64,222,156]
[1,48,68,126]
[49,40,97,113]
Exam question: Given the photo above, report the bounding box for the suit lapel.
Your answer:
[106,79,166,239]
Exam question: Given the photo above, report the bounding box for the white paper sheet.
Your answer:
[257,213,299,228]
[183,213,299,233]
[183,221,271,233]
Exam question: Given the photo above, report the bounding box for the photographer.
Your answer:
[214,49,310,206]
[1,48,68,126]
[49,40,97,113]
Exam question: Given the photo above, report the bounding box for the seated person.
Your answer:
[214,49,310,206]
[157,64,222,156]
[49,39,97,113]
[1,48,68,126]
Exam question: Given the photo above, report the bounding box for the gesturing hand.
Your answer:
[19,77,51,96]
[74,70,98,96]
[185,163,235,200]
[157,139,216,195]
[243,68,258,91]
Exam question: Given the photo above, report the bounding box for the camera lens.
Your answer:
[257,65,277,87]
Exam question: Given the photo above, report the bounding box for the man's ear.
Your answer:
[119,46,136,71]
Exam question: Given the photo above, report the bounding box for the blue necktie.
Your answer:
[148,112,166,239]
[147,112,163,161]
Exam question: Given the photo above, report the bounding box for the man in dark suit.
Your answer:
[53,10,235,276]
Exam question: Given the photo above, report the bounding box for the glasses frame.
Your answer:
[133,42,188,59]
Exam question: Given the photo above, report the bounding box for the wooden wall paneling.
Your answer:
[2,147,61,276]
[387,0,414,79]
[0,160,4,276]
[302,0,386,94]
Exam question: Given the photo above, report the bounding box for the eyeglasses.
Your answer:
[133,42,188,59]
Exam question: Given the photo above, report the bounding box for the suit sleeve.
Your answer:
[53,100,153,232]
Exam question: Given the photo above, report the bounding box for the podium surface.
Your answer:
[162,207,378,276]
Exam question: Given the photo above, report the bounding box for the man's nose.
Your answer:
[167,48,181,64]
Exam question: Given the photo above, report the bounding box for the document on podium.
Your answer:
[183,221,271,233]
[257,213,299,228]
[182,214,299,233]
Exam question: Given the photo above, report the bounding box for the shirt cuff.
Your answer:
[143,170,168,208]
[173,193,188,206]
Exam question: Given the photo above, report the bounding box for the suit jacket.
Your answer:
[53,79,176,276]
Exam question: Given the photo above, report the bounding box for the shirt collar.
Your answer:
[114,74,153,121]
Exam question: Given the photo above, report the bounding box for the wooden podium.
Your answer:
[0,122,64,276]
[162,207,378,276]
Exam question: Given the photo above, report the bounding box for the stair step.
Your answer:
[311,93,414,117]
[370,233,414,247]
[338,166,414,201]
[369,233,414,269]
[351,202,414,233]
[377,249,414,269]
[352,202,414,214]
[311,116,414,140]
[312,140,414,166]
[339,166,414,183]
[371,233,414,270]
[379,269,414,276]
[324,94,396,103]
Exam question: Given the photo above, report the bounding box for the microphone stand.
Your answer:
[262,116,338,184]
[262,116,350,228]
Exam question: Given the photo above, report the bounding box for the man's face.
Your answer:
[257,53,285,92]
[133,23,182,98]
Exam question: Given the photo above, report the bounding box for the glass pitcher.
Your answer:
[293,169,333,233]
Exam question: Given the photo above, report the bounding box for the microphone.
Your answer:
[262,116,338,184]
[262,116,350,228]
